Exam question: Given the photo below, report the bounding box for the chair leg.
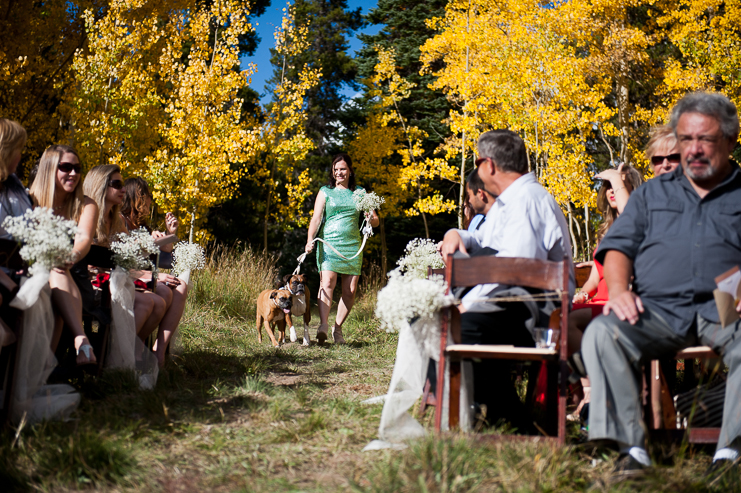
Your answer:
[419,379,432,415]
[545,361,558,436]
[434,310,449,433]
[450,360,461,430]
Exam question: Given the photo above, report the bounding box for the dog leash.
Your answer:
[293,216,374,275]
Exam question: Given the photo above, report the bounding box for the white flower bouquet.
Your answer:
[353,189,385,214]
[2,207,78,275]
[396,238,444,280]
[171,241,206,277]
[110,227,159,271]
[375,268,451,333]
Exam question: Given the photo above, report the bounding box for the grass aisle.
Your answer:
[0,247,737,491]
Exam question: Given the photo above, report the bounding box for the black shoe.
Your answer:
[705,458,740,484]
[610,454,649,483]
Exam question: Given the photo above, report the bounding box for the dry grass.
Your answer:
[0,246,732,492]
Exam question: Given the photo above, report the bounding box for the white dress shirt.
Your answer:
[457,172,575,312]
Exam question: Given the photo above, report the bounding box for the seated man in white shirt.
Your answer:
[440,129,574,431]
[466,167,496,232]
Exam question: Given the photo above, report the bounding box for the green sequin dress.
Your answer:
[316,185,363,275]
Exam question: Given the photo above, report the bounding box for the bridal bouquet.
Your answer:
[110,227,159,271]
[2,207,78,275]
[353,189,385,214]
[171,241,206,277]
[375,268,451,333]
[396,238,444,280]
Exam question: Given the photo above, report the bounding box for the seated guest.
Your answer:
[0,118,32,346]
[120,177,188,367]
[646,124,680,177]
[465,167,495,232]
[29,145,98,365]
[583,92,741,479]
[569,164,642,418]
[83,165,166,340]
[439,129,574,431]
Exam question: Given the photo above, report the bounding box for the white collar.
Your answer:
[495,172,536,206]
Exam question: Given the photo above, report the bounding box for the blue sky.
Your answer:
[240,0,381,105]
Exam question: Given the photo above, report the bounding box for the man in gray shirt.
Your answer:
[584,92,741,479]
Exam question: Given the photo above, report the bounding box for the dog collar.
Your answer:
[283,284,295,295]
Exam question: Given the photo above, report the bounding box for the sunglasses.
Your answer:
[57,162,81,174]
[475,157,491,167]
[108,179,124,190]
[651,153,681,166]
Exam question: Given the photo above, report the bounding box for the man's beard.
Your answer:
[685,157,717,181]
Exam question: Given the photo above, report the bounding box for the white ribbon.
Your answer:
[293,214,374,276]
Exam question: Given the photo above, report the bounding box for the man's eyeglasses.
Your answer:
[475,157,490,167]
[57,162,81,174]
[108,179,124,190]
[651,153,680,166]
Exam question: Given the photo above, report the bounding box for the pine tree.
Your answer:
[267,0,363,156]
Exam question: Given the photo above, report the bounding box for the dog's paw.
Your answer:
[302,337,310,347]
[289,326,297,342]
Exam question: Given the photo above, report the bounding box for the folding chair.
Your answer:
[434,255,570,444]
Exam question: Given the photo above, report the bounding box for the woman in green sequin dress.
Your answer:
[305,154,379,344]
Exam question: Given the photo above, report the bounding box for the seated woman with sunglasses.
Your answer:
[83,165,166,343]
[120,177,187,367]
[29,145,98,365]
[646,125,681,177]
[568,164,643,419]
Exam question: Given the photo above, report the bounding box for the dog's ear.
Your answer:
[269,290,277,299]
[282,274,293,284]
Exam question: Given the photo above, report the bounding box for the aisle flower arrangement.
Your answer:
[172,241,206,278]
[2,207,78,275]
[396,238,444,280]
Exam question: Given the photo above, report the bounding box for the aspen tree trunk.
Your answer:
[584,203,591,259]
[458,0,471,229]
[380,216,387,275]
[264,159,277,252]
[567,202,577,259]
[616,73,631,165]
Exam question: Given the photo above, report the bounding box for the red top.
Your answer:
[591,256,608,302]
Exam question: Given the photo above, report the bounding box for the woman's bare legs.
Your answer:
[567,307,594,420]
[317,271,338,343]
[49,269,96,364]
[134,291,155,334]
[333,274,359,344]
[152,280,188,367]
[138,291,167,340]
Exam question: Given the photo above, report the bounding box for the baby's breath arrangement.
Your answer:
[2,207,78,275]
[172,242,206,277]
[110,227,159,271]
[396,238,444,280]
[375,268,450,333]
[353,189,385,214]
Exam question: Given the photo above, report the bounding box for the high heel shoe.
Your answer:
[332,324,346,345]
[317,323,329,345]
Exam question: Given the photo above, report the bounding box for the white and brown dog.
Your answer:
[281,273,312,346]
[256,288,293,347]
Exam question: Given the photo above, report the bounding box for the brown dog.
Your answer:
[256,288,293,347]
[281,274,312,346]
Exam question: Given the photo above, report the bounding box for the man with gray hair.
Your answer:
[583,91,741,480]
[440,129,574,432]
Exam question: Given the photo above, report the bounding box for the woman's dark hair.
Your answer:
[596,164,643,241]
[328,154,356,190]
[121,177,153,229]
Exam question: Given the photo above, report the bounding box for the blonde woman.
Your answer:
[29,145,98,365]
[646,125,681,177]
[0,118,32,346]
[83,165,166,340]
